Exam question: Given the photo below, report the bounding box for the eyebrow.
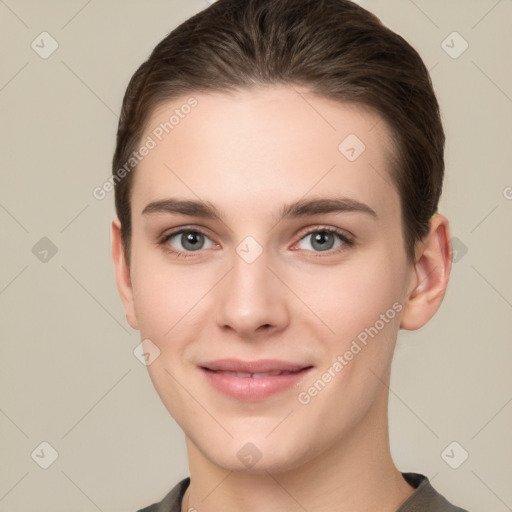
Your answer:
[142,197,377,221]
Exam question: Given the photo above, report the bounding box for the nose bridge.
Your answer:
[215,243,288,337]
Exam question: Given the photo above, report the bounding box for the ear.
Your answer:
[111,217,139,330]
[400,213,453,330]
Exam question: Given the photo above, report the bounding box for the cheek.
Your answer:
[295,247,406,413]
[304,250,405,342]
[129,245,213,340]
[292,256,404,440]
[129,251,209,424]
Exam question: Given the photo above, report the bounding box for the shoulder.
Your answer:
[135,473,471,512]
[399,473,470,512]
[135,477,190,512]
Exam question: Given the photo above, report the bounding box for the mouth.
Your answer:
[203,368,306,378]
[199,359,314,400]
[200,358,312,373]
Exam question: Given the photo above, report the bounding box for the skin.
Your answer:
[112,84,452,512]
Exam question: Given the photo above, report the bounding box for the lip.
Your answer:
[199,358,314,400]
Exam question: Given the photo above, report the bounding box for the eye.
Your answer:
[160,228,215,257]
[295,227,353,253]
[158,225,353,259]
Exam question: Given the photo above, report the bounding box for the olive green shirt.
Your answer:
[137,473,469,512]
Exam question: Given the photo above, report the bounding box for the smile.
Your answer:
[199,361,314,400]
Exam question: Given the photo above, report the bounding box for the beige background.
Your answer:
[1,0,511,510]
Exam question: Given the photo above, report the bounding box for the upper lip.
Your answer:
[200,358,312,373]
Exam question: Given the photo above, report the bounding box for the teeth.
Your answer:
[216,370,295,378]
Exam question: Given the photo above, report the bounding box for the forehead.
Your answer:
[132,85,399,222]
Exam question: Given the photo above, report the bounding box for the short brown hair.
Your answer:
[112,0,445,266]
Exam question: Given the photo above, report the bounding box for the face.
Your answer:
[114,85,422,473]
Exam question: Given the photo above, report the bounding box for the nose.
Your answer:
[215,248,290,340]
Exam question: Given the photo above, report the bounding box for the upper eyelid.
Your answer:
[162,226,215,242]
[295,224,351,239]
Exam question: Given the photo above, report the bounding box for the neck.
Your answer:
[182,384,414,512]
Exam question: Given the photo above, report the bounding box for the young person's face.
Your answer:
[113,85,447,473]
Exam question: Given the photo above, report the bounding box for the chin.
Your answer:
[199,436,313,475]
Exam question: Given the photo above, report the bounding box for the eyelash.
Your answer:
[158,225,354,259]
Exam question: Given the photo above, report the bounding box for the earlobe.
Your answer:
[111,218,139,330]
[400,214,453,331]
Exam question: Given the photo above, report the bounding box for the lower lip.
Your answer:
[200,367,313,400]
